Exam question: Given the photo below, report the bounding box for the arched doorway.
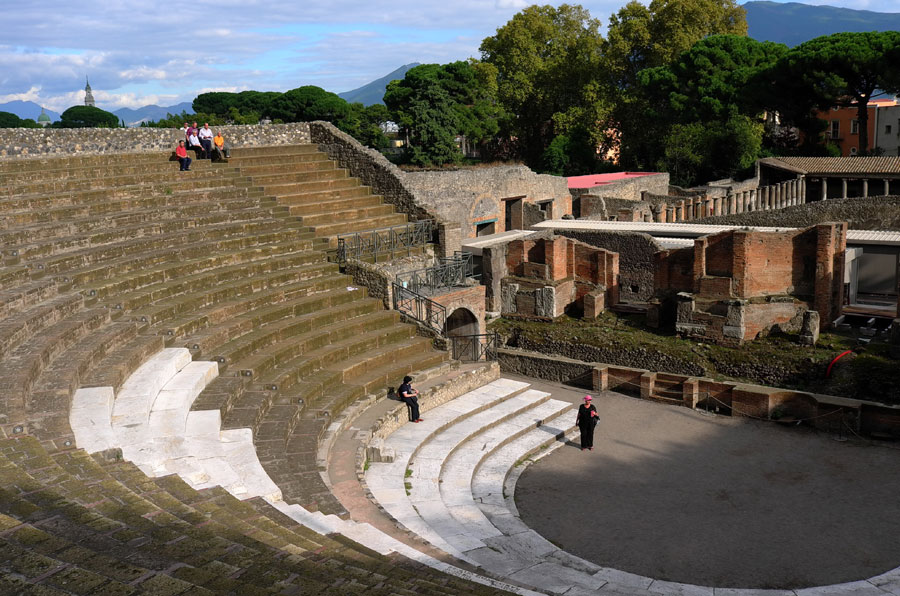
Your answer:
[445,308,480,361]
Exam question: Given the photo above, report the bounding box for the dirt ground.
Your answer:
[511,375,900,590]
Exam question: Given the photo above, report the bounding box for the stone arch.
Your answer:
[445,307,479,338]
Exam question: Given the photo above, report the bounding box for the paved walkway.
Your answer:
[514,380,900,590]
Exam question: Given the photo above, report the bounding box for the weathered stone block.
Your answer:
[534,286,556,318]
[799,310,820,346]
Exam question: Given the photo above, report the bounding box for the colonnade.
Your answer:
[654,177,807,223]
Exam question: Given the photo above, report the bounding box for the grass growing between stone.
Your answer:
[490,312,900,405]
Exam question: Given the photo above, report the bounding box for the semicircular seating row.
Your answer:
[69,347,533,594]
[365,382,900,596]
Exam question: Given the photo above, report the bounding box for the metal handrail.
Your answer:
[336,219,435,264]
[449,332,500,362]
[396,251,475,295]
[391,281,446,335]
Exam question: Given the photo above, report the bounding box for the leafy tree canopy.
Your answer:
[56,105,119,128]
[385,60,503,166]
[193,90,280,119]
[269,86,351,126]
[0,111,41,128]
[605,0,747,90]
[480,4,608,168]
[774,31,900,154]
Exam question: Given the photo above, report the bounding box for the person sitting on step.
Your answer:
[212,131,231,161]
[187,130,205,159]
[175,140,191,171]
[398,375,422,422]
[198,123,214,159]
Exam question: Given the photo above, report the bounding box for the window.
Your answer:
[830,120,840,139]
[887,125,894,135]
[850,147,858,156]
[851,119,859,134]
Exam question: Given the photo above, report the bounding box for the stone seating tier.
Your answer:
[0,436,505,595]
[0,144,526,593]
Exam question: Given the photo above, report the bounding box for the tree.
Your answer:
[605,0,747,91]
[624,35,780,184]
[385,60,502,166]
[0,111,40,128]
[269,86,351,125]
[56,106,119,128]
[776,31,900,155]
[480,4,608,168]
[193,90,280,120]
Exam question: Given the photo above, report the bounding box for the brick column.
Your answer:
[841,178,848,199]
[593,366,609,392]
[862,179,868,198]
[885,179,891,196]
[821,178,828,201]
[800,176,806,203]
[667,206,676,222]
[776,183,783,208]
[676,202,684,222]
[745,190,752,212]
[705,198,714,218]
[728,193,736,215]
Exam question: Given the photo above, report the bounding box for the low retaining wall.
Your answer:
[0,123,311,158]
[496,347,900,439]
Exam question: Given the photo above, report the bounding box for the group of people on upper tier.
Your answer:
[175,122,231,171]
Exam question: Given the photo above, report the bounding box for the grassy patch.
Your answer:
[490,313,899,404]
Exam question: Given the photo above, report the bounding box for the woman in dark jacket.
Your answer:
[576,395,599,451]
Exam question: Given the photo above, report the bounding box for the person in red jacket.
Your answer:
[175,140,192,171]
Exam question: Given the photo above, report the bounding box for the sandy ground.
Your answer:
[510,375,900,590]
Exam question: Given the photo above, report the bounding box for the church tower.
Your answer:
[84,77,95,107]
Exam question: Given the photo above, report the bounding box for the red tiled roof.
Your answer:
[761,157,900,175]
[566,172,660,189]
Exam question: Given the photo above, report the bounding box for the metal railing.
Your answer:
[396,251,475,296]
[450,332,500,362]
[392,281,446,335]
[335,219,435,264]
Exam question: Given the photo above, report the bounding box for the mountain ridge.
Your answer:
[744,1,900,47]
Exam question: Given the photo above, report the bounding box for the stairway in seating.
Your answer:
[227,145,409,243]
[0,146,448,522]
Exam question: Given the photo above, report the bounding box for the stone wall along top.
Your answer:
[309,121,432,223]
[0,123,311,159]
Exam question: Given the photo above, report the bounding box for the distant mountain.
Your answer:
[113,102,194,127]
[338,63,420,106]
[0,101,60,122]
[745,1,900,47]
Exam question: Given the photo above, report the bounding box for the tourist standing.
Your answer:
[576,395,598,451]
[398,375,422,422]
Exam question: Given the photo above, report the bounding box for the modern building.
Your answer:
[875,104,900,157]
[818,98,898,156]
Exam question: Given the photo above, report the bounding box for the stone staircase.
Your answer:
[228,145,409,242]
[0,146,518,593]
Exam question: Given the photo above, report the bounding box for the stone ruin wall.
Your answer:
[551,229,660,303]
[400,165,570,240]
[0,123,312,158]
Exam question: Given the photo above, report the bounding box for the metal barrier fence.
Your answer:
[396,251,474,296]
[335,219,435,264]
[391,281,446,335]
[450,332,500,362]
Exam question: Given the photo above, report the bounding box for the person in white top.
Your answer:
[197,123,214,160]
[188,131,204,158]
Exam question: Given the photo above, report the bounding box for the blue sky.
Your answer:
[0,0,896,112]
